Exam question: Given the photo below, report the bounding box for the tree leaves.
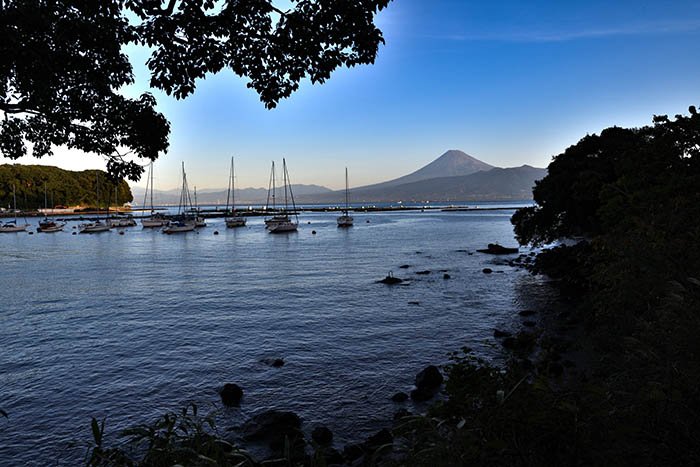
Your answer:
[1,0,391,179]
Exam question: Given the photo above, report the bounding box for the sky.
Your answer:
[10,0,700,190]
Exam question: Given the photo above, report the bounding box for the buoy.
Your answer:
[366,220,370,223]
[28,231,34,235]
[72,232,77,235]
[307,221,311,224]
[119,231,124,235]
[312,230,317,235]
[214,230,219,235]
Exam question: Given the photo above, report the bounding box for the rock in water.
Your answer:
[391,392,409,403]
[482,268,493,274]
[411,365,444,401]
[311,425,333,445]
[242,410,302,441]
[378,272,403,284]
[476,243,519,254]
[366,428,393,449]
[219,383,243,407]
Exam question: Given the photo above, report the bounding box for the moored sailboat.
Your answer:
[267,158,298,233]
[162,162,196,234]
[79,173,110,233]
[141,162,168,228]
[0,184,30,233]
[225,157,246,228]
[37,183,65,233]
[337,167,354,227]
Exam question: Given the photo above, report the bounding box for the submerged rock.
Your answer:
[242,410,302,442]
[443,273,451,279]
[411,365,444,401]
[482,268,493,274]
[476,243,519,255]
[311,425,333,446]
[378,272,403,285]
[391,392,409,403]
[219,383,243,407]
[399,264,411,269]
[415,270,431,275]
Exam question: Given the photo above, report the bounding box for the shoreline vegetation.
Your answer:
[5,110,699,466]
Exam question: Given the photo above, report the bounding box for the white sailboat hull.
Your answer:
[225,216,246,228]
[268,220,298,233]
[37,221,65,233]
[79,222,111,233]
[0,223,29,232]
[162,221,196,234]
[108,218,137,228]
[142,218,168,228]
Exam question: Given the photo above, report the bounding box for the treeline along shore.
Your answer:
[0,164,132,209]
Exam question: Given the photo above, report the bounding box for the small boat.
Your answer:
[162,162,196,234]
[337,167,353,228]
[141,162,168,228]
[79,220,111,233]
[108,215,137,228]
[268,158,298,234]
[37,183,65,233]
[0,185,30,233]
[79,173,110,234]
[225,157,247,228]
[192,187,206,228]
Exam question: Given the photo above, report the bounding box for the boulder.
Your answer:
[476,243,519,255]
[311,425,334,446]
[411,365,444,401]
[415,365,444,391]
[366,428,393,449]
[242,410,302,442]
[443,273,451,279]
[219,383,243,407]
[378,273,403,285]
[391,392,409,403]
[343,443,365,462]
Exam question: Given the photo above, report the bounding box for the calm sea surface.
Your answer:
[0,204,551,465]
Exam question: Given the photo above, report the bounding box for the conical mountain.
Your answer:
[358,149,494,190]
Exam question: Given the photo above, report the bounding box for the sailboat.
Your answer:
[162,162,196,234]
[337,167,354,227]
[0,184,30,232]
[109,185,136,228]
[141,162,168,228]
[79,172,110,233]
[264,161,288,229]
[37,183,65,233]
[225,157,246,228]
[267,158,298,233]
[192,187,206,228]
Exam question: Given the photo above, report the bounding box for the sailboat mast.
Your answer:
[272,161,276,211]
[43,182,47,219]
[150,162,154,213]
[226,157,232,213]
[12,184,17,223]
[283,158,289,212]
[345,167,349,214]
[232,158,236,212]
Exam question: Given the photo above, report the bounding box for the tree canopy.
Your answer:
[0,0,391,180]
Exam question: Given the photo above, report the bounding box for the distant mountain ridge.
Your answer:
[356,149,494,191]
[296,165,546,204]
[130,150,545,205]
[131,184,331,206]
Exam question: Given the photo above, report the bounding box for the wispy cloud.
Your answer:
[431,20,700,43]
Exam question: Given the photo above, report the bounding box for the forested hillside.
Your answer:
[0,165,132,209]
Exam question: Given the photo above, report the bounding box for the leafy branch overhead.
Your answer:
[0,0,391,180]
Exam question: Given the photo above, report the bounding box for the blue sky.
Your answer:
[15,0,700,190]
